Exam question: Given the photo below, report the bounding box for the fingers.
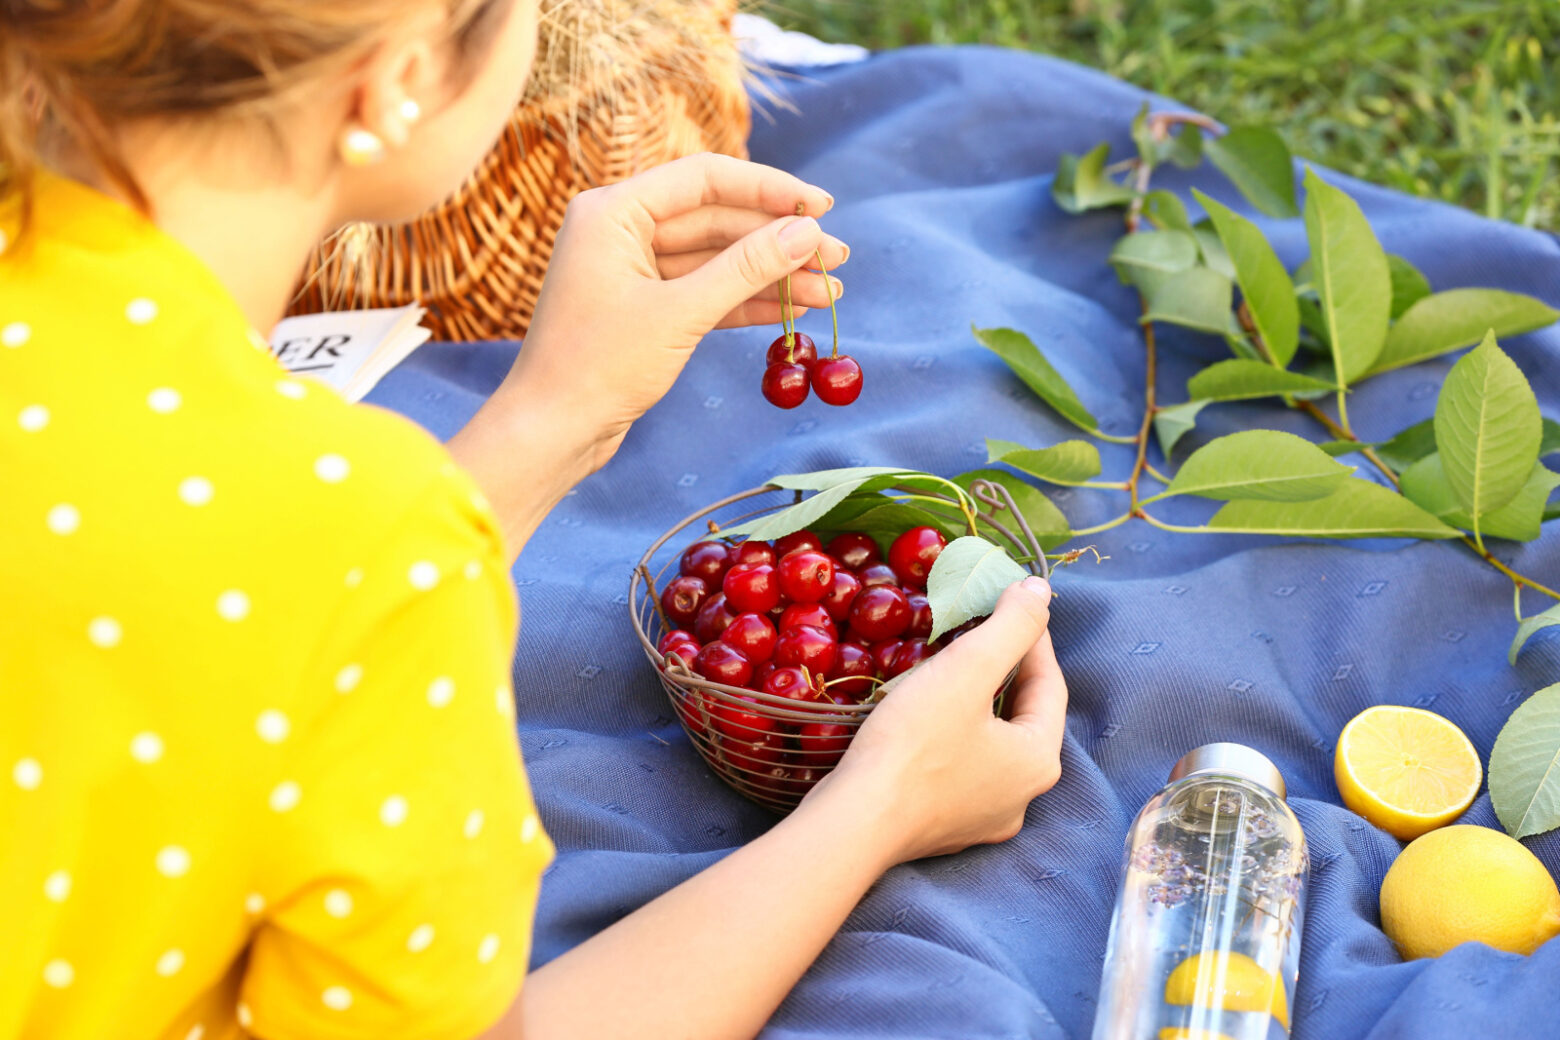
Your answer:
[1004,629,1068,753]
[654,208,850,266]
[935,577,1054,703]
[669,214,828,317]
[614,153,833,223]
[657,253,842,306]
[714,300,811,330]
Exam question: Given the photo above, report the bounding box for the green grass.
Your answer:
[768,0,1560,229]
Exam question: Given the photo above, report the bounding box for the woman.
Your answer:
[0,1,1068,1037]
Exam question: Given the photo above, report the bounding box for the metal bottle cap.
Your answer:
[1168,742,1286,800]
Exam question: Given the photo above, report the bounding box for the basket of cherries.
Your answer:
[629,469,1050,812]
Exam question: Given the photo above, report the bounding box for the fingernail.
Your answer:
[839,241,851,263]
[1021,575,1052,604]
[830,278,844,299]
[822,190,835,212]
[779,216,820,260]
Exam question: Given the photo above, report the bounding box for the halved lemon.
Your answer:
[1334,705,1481,841]
[1163,951,1288,1028]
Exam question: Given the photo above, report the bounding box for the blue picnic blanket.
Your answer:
[366,46,1560,1040]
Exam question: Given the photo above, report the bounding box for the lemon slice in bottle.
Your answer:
[1163,950,1288,1028]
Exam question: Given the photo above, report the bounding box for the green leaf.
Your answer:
[1206,479,1459,539]
[768,466,915,492]
[1296,293,1330,352]
[1131,103,1156,167]
[1318,440,1370,457]
[1303,169,1392,385]
[973,326,1099,435]
[1193,189,1300,365]
[1154,400,1210,458]
[1162,430,1353,502]
[1141,267,1235,337]
[1387,255,1433,320]
[986,438,1103,485]
[724,480,877,541]
[1400,455,1560,542]
[1052,143,1135,214]
[1435,330,1542,521]
[1165,123,1205,169]
[954,468,1072,552]
[1143,190,1192,232]
[1186,359,1336,402]
[1205,127,1299,218]
[1368,289,1560,375]
[1511,606,1560,666]
[925,535,1030,641]
[1192,223,1236,280]
[1110,230,1200,279]
[1375,418,1437,473]
[833,501,966,546]
[1542,418,1560,457]
[1489,682,1560,838]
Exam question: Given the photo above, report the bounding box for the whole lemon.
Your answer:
[1380,824,1560,959]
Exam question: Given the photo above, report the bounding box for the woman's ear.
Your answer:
[340,8,445,157]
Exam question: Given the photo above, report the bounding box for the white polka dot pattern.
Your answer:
[408,561,439,590]
[407,924,435,952]
[156,846,191,878]
[322,986,353,1011]
[185,1024,205,1040]
[18,405,48,432]
[216,589,250,622]
[87,617,122,649]
[2,321,30,347]
[496,686,515,718]
[245,892,265,915]
[255,710,289,743]
[269,781,301,813]
[178,476,213,507]
[13,758,42,790]
[236,1003,253,1029]
[275,379,306,399]
[156,949,185,977]
[521,816,540,844]
[464,809,485,839]
[324,889,353,918]
[125,298,159,325]
[427,677,455,708]
[46,503,79,536]
[477,934,500,964]
[335,663,363,693]
[43,870,70,902]
[344,567,364,588]
[147,387,181,413]
[380,795,408,827]
[130,732,164,763]
[314,454,350,483]
[464,559,482,580]
[42,960,73,988]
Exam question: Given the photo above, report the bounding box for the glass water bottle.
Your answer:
[1092,743,1308,1040]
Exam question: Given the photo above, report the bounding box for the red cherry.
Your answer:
[856,562,899,588]
[776,549,834,604]
[825,642,876,700]
[762,665,821,703]
[725,732,788,773]
[723,562,781,615]
[720,612,778,664]
[888,526,948,590]
[781,764,825,795]
[679,540,733,585]
[694,592,738,643]
[752,660,777,686]
[849,584,913,641]
[840,630,873,648]
[660,575,708,629]
[811,355,864,406]
[766,332,818,369]
[693,642,753,688]
[762,362,810,409]
[732,540,777,568]
[657,628,698,656]
[796,720,853,764]
[905,591,933,638]
[774,530,824,557]
[820,568,861,622]
[827,532,880,570]
[780,602,837,638]
[659,632,701,667]
[869,639,903,677]
[888,638,931,677]
[711,694,777,740]
[773,625,838,675]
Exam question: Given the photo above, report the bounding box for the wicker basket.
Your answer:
[629,480,1049,813]
[289,0,751,341]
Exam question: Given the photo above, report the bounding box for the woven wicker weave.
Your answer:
[289,0,751,341]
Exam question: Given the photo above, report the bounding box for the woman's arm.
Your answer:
[483,577,1067,1040]
[445,155,847,561]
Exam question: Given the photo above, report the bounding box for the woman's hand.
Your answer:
[508,152,849,470]
[814,575,1068,865]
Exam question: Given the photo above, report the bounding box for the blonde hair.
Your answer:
[0,0,511,227]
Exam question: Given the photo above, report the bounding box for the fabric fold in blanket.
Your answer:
[366,46,1560,1040]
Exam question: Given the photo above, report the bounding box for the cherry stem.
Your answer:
[782,274,796,359]
[813,248,840,359]
[638,564,674,637]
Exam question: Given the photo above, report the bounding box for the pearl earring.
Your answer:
[399,99,422,124]
[339,126,387,167]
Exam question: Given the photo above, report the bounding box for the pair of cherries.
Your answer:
[761,332,864,409]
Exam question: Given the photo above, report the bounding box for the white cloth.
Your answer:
[732,13,869,68]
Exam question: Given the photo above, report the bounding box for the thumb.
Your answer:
[673,215,824,317]
[935,577,1054,699]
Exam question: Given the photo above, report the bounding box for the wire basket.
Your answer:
[288,0,750,341]
[629,480,1050,813]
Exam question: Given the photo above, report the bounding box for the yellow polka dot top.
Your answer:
[0,174,553,1040]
